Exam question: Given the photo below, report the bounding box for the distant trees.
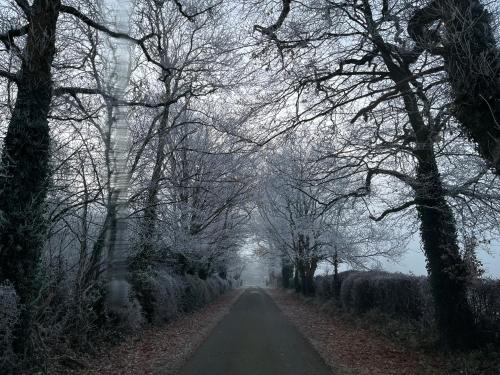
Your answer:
[129,0,248,273]
[256,134,402,295]
[257,142,327,295]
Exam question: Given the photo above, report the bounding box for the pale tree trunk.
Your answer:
[101,0,134,314]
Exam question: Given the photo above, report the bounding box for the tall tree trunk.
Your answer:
[373,4,478,340]
[295,234,316,296]
[298,262,307,295]
[409,0,500,173]
[399,80,476,348]
[0,0,61,354]
[281,258,293,288]
[333,250,340,300]
[296,245,317,295]
[302,260,317,296]
[414,145,476,348]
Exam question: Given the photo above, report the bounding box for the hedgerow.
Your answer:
[315,271,500,342]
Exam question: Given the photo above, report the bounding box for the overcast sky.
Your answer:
[382,235,500,278]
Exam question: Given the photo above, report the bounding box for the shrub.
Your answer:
[315,271,361,300]
[181,274,211,312]
[105,279,145,332]
[65,280,107,349]
[180,274,231,312]
[313,270,500,346]
[206,277,220,301]
[132,268,233,320]
[206,275,229,300]
[339,271,431,321]
[469,279,500,341]
[314,275,335,299]
[146,270,184,324]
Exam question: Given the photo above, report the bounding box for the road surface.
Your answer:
[178,288,332,375]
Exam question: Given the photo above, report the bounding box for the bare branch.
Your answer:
[369,200,417,221]
[253,0,292,37]
[172,0,222,21]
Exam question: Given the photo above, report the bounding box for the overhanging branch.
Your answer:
[369,200,416,221]
[253,0,292,38]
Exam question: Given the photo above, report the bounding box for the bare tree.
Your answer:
[252,0,500,348]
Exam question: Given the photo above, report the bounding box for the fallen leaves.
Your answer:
[267,289,441,375]
[62,289,242,375]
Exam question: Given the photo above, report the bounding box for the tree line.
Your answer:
[0,1,252,371]
[0,0,498,370]
[252,0,500,350]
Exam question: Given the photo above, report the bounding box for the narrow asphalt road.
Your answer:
[178,288,332,375]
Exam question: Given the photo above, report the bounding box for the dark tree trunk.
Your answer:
[294,234,317,296]
[0,0,61,355]
[333,250,341,300]
[374,6,477,342]
[399,79,476,348]
[83,212,112,286]
[281,261,293,288]
[302,268,316,296]
[298,262,307,294]
[409,0,500,173]
[305,259,317,296]
[0,0,60,305]
[414,145,476,348]
[297,259,317,296]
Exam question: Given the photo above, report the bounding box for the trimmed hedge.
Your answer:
[315,271,500,338]
[134,270,233,322]
[339,271,431,321]
[142,270,184,324]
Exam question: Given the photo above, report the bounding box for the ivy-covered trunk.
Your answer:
[363,0,478,343]
[393,49,477,346]
[0,0,61,352]
[445,0,500,173]
[0,0,60,306]
[414,144,476,348]
[403,85,476,348]
[409,0,500,173]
